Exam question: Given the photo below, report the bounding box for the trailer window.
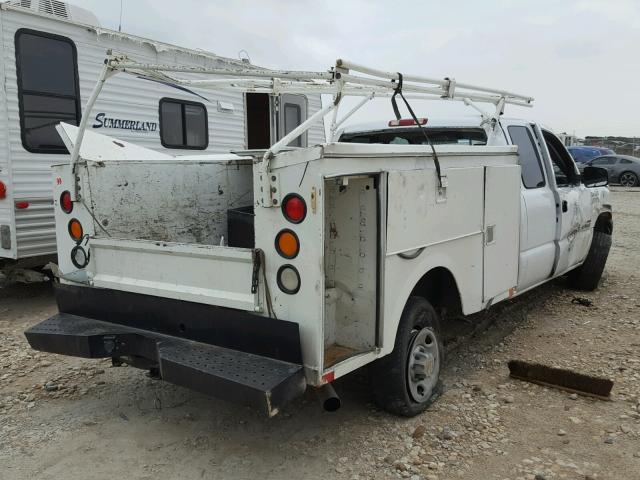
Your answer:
[508,126,546,189]
[159,98,208,149]
[280,94,307,147]
[15,29,81,153]
[284,104,301,146]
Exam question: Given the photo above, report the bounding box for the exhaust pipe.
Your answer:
[316,383,341,412]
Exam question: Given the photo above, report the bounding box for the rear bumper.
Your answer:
[24,284,306,416]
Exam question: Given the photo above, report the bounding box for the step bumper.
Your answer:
[25,313,306,417]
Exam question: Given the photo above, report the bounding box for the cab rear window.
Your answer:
[339,127,487,145]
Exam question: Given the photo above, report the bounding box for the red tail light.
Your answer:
[0,181,6,199]
[15,201,29,209]
[60,191,73,214]
[388,118,428,127]
[282,194,306,224]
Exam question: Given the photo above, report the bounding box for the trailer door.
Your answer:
[483,165,521,301]
[245,93,308,149]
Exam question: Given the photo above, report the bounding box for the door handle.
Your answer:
[562,200,568,213]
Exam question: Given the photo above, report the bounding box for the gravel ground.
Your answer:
[1,188,639,480]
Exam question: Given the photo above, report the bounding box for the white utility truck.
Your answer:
[0,0,323,281]
[25,57,612,417]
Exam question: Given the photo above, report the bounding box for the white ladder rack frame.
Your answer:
[68,53,534,206]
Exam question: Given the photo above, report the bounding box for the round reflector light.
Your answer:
[275,229,300,259]
[277,264,301,294]
[60,191,73,214]
[282,194,306,224]
[68,219,84,242]
[70,245,90,269]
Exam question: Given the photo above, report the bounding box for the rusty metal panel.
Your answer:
[0,224,10,249]
[81,160,253,245]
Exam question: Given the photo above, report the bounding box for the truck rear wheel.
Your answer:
[567,229,612,291]
[369,296,443,417]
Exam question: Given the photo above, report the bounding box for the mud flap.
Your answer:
[25,314,306,416]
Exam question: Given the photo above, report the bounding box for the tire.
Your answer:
[369,296,443,417]
[619,171,638,187]
[567,230,612,291]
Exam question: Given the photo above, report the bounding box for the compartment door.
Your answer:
[483,165,521,301]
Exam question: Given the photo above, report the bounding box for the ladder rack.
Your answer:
[107,55,533,106]
[68,53,534,205]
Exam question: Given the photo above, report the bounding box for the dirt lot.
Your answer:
[1,188,639,480]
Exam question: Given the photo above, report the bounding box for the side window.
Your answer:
[284,103,301,144]
[542,130,578,187]
[592,157,616,165]
[280,94,307,147]
[620,158,633,164]
[159,98,208,149]
[508,126,546,189]
[15,29,81,153]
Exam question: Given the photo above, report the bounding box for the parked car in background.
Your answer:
[580,155,640,187]
[568,146,615,163]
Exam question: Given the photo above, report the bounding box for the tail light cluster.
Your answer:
[275,194,306,294]
[59,190,89,268]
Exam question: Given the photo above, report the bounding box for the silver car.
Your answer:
[583,155,640,187]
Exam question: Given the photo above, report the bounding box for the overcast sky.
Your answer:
[72,0,640,138]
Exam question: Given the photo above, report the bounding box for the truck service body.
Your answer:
[25,57,612,417]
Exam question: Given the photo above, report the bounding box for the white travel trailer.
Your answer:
[0,0,324,279]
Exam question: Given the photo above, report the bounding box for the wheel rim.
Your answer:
[620,172,637,187]
[406,327,440,402]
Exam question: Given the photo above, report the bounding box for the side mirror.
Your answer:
[582,166,608,188]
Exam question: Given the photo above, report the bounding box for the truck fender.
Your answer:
[381,250,473,357]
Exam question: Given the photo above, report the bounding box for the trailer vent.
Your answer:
[39,0,68,18]
[7,0,100,25]
[7,0,67,17]
[11,0,32,8]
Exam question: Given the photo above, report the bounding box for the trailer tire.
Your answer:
[567,230,611,291]
[369,296,443,417]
